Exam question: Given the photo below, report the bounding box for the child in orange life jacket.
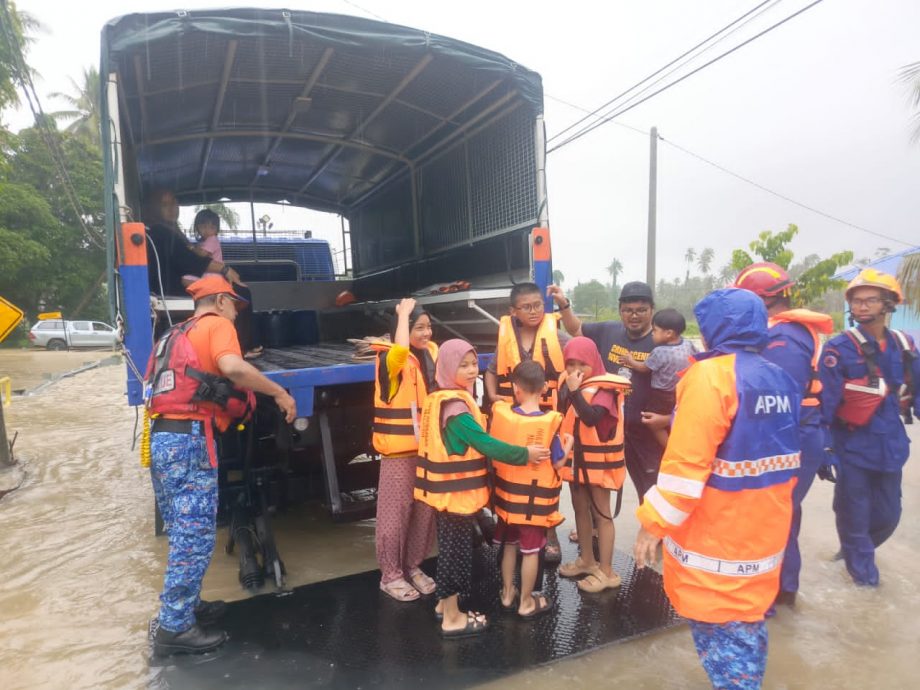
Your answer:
[485,282,569,562]
[417,339,550,638]
[490,361,573,618]
[623,308,697,448]
[557,337,628,593]
[372,298,439,602]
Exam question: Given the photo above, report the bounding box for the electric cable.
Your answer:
[547,0,780,144]
[548,0,826,154]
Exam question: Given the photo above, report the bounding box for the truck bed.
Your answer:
[252,343,361,373]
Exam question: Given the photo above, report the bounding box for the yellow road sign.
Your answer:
[0,296,25,344]
[38,311,63,320]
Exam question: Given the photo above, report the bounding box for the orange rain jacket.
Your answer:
[636,289,802,623]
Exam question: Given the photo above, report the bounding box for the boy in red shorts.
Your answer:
[490,361,570,617]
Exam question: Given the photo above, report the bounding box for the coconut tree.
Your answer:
[606,258,623,287]
[697,247,715,275]
[49,66,100,146]
[901,61,920,142]
[684,247,697,283]
[898,250,920,316]
[552,269,565,286]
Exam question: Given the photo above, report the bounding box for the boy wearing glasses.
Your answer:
[486,282,569,561]
[549,281,662,502]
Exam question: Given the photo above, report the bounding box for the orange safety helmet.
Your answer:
[844,268,903,304]
[733,262,795,298]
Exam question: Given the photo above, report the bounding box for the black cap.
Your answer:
[619,281,654,303]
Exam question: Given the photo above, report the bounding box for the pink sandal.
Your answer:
[408,569,436,595]
[380,578,421,601]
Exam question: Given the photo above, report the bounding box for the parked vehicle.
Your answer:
[103,8,553,587]
[28,320,119,350]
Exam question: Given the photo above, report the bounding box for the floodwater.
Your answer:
[0,352,917,689]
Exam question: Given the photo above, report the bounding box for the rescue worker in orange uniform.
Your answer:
[486,282,569,562]
[147,275,296,656]
[415,339,549,638]
[371,298,438,602]
[556,337,630,593]
[733,262,833,609]
[819,269,920,587]
[490,360,569,618]
[634,288,801,690]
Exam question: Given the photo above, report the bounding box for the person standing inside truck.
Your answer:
[416,339,549,638]
[548,281,661,501]
[485,282,569,562]
[819,269,920,587]
[147,274,296,656]
[371,298,439,601]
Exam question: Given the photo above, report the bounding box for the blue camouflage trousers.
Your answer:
[150,422,218,633]
[688,619,768,690]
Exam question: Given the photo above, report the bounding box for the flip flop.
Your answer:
[559,559,595,578]
[442,611,489,639]
[500,586,519,612]
[380,578,421,602]
[576,567,622,593]
[518,594,554,619]
[408,569,436,596]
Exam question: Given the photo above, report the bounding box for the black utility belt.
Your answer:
[151,418,201,434]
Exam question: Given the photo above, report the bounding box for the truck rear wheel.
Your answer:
[46,339,67,351]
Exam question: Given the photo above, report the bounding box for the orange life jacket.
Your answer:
[495,313,564,411]
[558,373,630,490]
[414,389,490,514]
[768,309,833,408]
[488,401,564,527]
[371,341,438,456]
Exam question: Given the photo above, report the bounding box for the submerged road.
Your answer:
[0,353,917,689]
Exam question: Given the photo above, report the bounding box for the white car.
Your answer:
[28,320,119,350]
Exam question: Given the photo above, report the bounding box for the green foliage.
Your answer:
[606,258,623,287]
[0,1,36,112]
[730,224,853,307]
[49,66,101,146]
[552,269,565,286]
[898,251,920,317]
[572,279,613,320]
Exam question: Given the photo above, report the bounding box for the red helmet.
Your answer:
[733,262,795,298]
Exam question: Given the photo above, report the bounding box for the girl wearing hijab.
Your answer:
[557,336,628,593]
[415,339,549,638]
[372,298,438,602]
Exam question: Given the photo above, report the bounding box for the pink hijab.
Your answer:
[563,336,618,432]
[563,336,607,378]
[435,338,477,392]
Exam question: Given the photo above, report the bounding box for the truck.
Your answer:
[102,8,554,588]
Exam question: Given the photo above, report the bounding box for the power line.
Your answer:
[547,0,780,144]
[659,136,916,248]
[0,0,103,250]
[548,0,826,154]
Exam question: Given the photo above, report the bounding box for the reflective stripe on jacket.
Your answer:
[414,389,490,514]
[372,341,438,456]
[495,314,564,410]
[489,401,564,527]
[558,373,630,491]
[636,350,801,623]
[768,309,833,408]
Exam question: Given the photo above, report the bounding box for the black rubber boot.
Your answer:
[774,590,797,608]
[194,599,227,625]
[154,623,228,657]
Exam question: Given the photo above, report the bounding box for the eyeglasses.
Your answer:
[620,306,651,316]
[849,297,883,308]
[515,302,545,313]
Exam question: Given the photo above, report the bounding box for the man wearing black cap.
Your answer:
[548,281,661,500]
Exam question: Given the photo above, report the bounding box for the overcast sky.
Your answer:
[6,0,920,287]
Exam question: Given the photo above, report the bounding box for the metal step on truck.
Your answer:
[102,8,555,588]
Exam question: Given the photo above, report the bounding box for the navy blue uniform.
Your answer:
[761,319,826,594]
[819,326,920,585]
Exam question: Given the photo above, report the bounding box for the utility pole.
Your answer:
[646,126,658,289]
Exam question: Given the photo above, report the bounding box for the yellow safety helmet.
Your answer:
[845,268,903,304]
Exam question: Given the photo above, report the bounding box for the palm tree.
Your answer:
[552,269,565,286]
[898,250,920,316]
[697,247,715,275]
[606,258,623,287]
[49,66,100,146]
[684,247,697,283]
[901,61,920,142]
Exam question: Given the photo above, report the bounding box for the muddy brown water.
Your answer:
[0,353,917,689]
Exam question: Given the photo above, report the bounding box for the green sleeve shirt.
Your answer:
[443,413,528,466]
